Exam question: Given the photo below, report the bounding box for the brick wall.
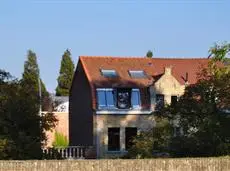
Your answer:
[0,158,229,171]
[45,112,69,147]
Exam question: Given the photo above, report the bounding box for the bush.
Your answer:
[52,131,68,148]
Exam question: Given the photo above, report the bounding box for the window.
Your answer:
[128,70,146,78]
[97,89,115,109]
[131,89,141,109]
[125,127,137,150]
[156,94,164,110]
[108,128,120,151]
[117,88,131,109]
[174,127,181,137]
[97,88,141,110]
[101,69,118,78]
[171,96,177,106]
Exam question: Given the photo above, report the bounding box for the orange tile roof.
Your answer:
[79,56,212,110]
[80,56,210,87]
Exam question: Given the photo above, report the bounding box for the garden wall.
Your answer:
[0,158,230,171]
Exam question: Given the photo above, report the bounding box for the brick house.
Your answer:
[69,56,209,158]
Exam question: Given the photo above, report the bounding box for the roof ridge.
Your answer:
[79,56,209,60]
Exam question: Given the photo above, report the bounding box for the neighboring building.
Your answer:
[44,95,69,147]
[69,56,210,158]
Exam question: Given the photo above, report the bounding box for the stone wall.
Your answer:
[95,114,155,158]
[0,158,230,171]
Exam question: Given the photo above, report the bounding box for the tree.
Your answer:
[22,50,50,111]
[209,42,230,62]
[56,49,75,96]
[127,43,230,158]
[168,62,230,157]
[0,70,57,159]
[146,50,153,58]
[124,116,172,159]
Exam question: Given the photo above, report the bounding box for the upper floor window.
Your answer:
[97,88,115,109]
[128,70,146,78]
[97,88,141,110]
[156,94,164,110]
[171,96,178,106]
[131,89,141,109]
[101,69,118,78]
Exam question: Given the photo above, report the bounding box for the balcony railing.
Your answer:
[42,146,95,159]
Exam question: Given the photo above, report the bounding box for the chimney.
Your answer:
[164,66,172,75]
[185,72,189,85]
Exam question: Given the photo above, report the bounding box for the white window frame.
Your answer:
[128,70,146,78]
[101,69,118,78]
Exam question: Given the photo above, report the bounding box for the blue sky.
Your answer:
[0,0,229,93]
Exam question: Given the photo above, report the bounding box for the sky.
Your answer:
[0,0,230,93]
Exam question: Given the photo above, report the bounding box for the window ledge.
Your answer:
[96,110,153,115]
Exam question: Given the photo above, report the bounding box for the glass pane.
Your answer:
[171,96,177,106]
[101,69,118,78]
[97,90,106,108]
[106,90,115,108]
[156,94,164,110]
[117,89,131,109]
[129,70,146,78]
[125,127,137,150]
[108,128,120,151]
[131,90,140,108]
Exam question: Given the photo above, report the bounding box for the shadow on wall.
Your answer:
[45,112,69,148]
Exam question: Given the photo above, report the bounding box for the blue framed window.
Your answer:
[97,88,141,110]
[97,88,115,109]
[131,89,141,109]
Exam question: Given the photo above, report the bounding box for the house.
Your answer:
[69,56,209,158]
[44,95,69,147]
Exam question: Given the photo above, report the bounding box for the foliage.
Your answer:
[146,50,153,58]
[125,117,172,159]
[126,43,230,158]
[209,42,230,62]
[22,50,51,111]
[164,60,230,157]
[52,131,69,148]
[56,49,75,96]
[0,70,57,159]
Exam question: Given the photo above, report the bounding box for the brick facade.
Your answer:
[45,112,69,147]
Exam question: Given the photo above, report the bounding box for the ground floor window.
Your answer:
[125,127,137,150]
[108,128,120,151]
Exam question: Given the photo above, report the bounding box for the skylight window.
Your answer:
[128,70,146,78]
[101,69,118,78]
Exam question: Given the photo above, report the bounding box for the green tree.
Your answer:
[146,50,153,58]
[0,70,57,159]
[56,49,75,96]
[127,44,230,158]
[209,42,230,62]
[22,50,50,111]
[125,116,172,159]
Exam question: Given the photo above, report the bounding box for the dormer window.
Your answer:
[96,88,141,110]
[128,70,146,78]
[101,69,118,78]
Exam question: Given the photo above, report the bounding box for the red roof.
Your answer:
[79,56,211,109]
[80,56,210,87]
